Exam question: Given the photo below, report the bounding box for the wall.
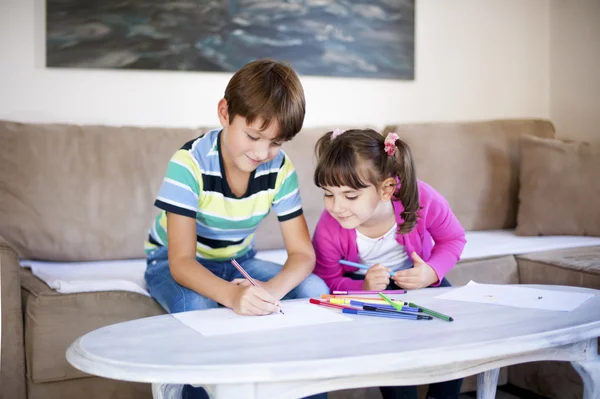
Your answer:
[550,0,600,142]
[0,0,550,129]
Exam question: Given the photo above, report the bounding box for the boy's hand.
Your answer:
[230,284,281,316]
[392,252,438,290]
[231,279,284,300]
[362,263,391,291]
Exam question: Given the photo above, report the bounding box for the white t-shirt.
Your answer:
[355,223,414,275]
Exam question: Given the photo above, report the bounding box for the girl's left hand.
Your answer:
[392,252,439,290]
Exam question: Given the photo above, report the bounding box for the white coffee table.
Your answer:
[66,285,600,399]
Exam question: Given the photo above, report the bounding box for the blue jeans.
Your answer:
[146,246,329,399]
[348,274,462,399]
[145,246,329,313]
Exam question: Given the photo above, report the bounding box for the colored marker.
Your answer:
[342,308,430,320]
[330,298,396,307]
[408,302,454,322]
[333,289,405,295]
[330,298,385,306]
[330,298,410,306]
[322,294,405,301]
[349,300,420,313]
[309,298,355,310]
[350,301,422,313]
[363,305,432,319]
[339,260,395,277]
[378,292,405,312]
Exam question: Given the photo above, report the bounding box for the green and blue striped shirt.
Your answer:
[145,129,303,260]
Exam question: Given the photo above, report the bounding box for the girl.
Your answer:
[312,128,466,399]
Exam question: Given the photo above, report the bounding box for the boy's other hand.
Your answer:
[362,263,391,291]
[231,284,281,316]
[392,252,438,290]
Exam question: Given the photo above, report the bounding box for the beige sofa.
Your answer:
[1,119,598,399]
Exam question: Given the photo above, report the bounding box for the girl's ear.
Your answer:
[217,98,230,127]
[379,177,397,200]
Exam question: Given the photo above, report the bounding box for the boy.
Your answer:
[145,59,328,399]
[145,59,328,314]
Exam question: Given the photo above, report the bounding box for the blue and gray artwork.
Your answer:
[46,0,414,79]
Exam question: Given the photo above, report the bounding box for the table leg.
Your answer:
[572,359,600,399]
[476,368,499,399]
[151,383,184,399]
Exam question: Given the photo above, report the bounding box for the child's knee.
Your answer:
[170,290,219,313]
[291,274,330,298]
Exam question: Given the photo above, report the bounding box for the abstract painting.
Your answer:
[46,0,414,79]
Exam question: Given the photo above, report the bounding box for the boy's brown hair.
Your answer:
[224,59,305,141]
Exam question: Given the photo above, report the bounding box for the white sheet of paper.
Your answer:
[172,301,352,336]
[435,281,594,311]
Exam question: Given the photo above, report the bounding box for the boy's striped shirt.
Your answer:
[145,129,303,260]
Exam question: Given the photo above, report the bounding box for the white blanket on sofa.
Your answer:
[20,230,600,296]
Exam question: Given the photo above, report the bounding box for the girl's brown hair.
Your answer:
[314,129,420,234]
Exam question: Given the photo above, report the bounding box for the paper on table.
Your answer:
[172,300,352,336]
[435,281,594,311]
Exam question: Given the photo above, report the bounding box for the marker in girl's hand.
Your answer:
[339,259,394,277]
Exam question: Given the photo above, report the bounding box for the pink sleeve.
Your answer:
[312,212,364,292]
[424,189,466,285]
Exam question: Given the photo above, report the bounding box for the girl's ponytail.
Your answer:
[391,138,420,234]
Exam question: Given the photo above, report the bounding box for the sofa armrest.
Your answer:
[0,234,26,399]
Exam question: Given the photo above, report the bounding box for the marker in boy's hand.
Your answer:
[363,263,392,291]
[392,252,439,290]
[230,281,281,316]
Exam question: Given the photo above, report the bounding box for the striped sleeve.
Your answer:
[154,149,202,219]
[272,154,303,222]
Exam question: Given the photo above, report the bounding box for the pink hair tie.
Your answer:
[331,128,345,140]
[384,132,399,156]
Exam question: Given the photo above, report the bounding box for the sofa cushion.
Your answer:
[516,246,600,287]
[447,255,520,286]
[383,119,555,230]
[512,247,600,399]
[0,120,204,261]
[508,361,584,399]
[20,268,165,383]
[0,235,27,399]
[516,135,600,237]
[27,376,151,399]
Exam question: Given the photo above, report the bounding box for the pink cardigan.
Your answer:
[312,180,466,292]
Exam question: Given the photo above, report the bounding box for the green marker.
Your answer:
[409,302,454,322]
[378,293,405,312]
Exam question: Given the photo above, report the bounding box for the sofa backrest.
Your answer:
[0,119,555,261]
[0,121,203,261]
[383,119,555,231]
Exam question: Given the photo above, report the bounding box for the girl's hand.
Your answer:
[230,284,281,316]
[363,263,391,291]
[392,252,439,290]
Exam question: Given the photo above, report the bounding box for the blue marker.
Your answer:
[342,308,431,320]
[339,259,395,277]
[349,300,420,313]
